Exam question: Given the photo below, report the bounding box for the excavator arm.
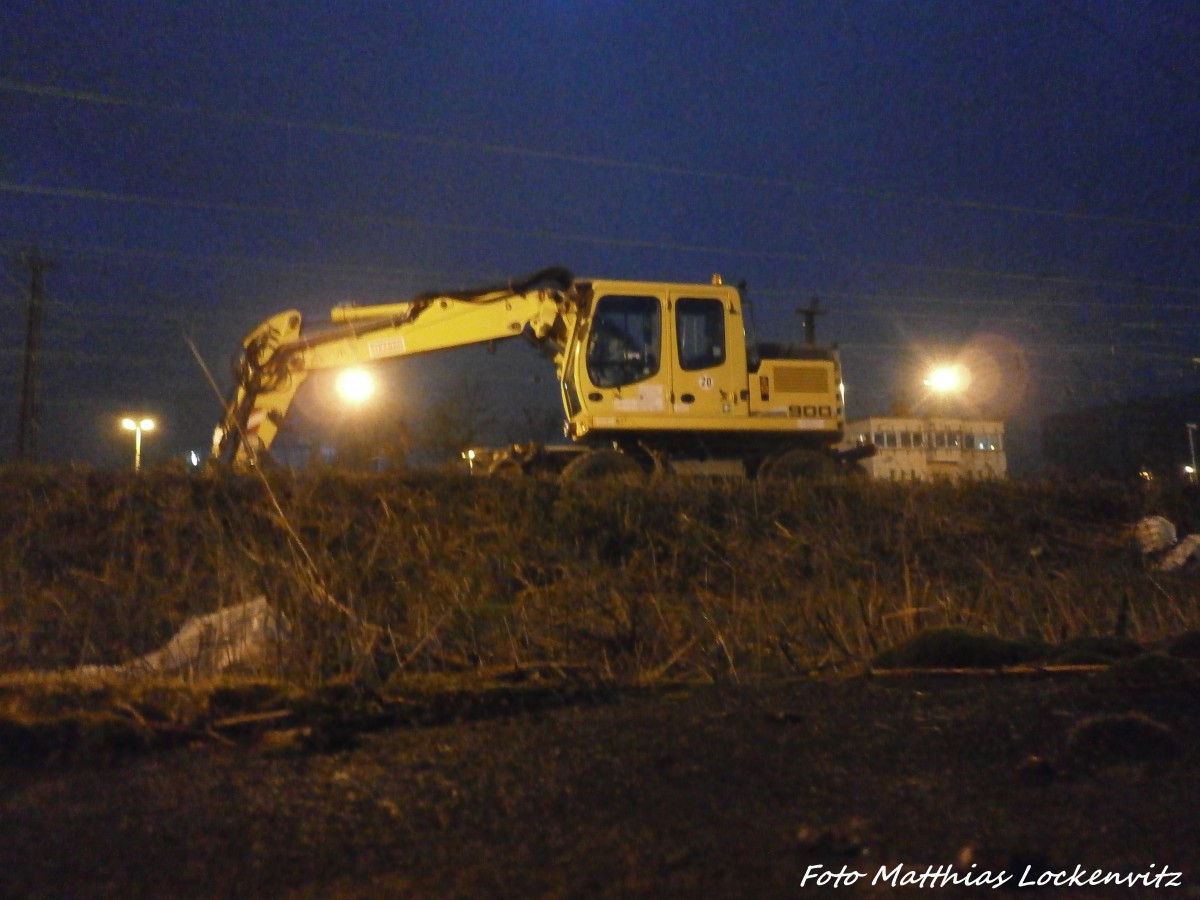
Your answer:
[211,267,576,466]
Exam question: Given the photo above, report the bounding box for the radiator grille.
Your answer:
[773,365,829,394]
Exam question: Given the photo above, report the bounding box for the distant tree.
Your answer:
[507,405,564,444]
[889,393,914,417]
[337,416,413,471]
[419,376,498,463]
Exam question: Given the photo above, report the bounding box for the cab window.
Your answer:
[676,298,726,371]
[586,294,661,388]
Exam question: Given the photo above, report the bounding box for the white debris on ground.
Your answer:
[76,597,290,681]
[1159,535,1200,572]
[1135,516,1177,555]
[1135,516,1200,572]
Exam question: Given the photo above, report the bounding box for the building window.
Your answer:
[975,433,1001,451]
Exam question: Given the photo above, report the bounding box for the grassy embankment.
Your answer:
[1,466,1198,761]
[2,466,1198,684]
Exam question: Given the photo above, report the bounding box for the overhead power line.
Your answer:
[3,76,1199,235]
[1048,0,1200,92]
[4,237,1195,367]
[4,184,1200,298]
[765,287,1200,314]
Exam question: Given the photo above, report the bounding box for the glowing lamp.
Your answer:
[336,368,376,404]
[121,417,156,471]
[923,365,969,394]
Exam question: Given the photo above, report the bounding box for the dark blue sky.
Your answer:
[2,1,1198,470]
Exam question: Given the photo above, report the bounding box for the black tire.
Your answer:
[486,458,524,478]
[560,449,644,483]
[758,448,835,482]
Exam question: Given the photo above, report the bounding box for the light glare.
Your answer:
[924,365,968,394]
[336,368,376,404]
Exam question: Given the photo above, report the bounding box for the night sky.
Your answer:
[3,1,1198,471]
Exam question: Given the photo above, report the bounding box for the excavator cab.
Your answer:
[564,278,752,441]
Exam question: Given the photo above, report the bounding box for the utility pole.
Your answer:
[15,249,54,463]
[1188,422,1197,485]
[796,296,825,345]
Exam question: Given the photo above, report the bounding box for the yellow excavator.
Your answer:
[211,267,868,478]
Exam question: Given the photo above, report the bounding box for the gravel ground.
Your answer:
[2,670,1199,898]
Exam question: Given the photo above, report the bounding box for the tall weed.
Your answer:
[0,467,1196,683]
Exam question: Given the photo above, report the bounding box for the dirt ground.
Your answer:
[2,669,1199,899]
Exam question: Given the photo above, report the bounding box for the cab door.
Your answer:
[576,289,670,421]
[667,291,745,420]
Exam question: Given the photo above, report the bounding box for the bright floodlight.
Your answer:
[120,416,156,471]
[924,365,968,394]
[336,368,376,404]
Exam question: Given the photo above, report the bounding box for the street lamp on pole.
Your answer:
[1188,422,1197,485]
[121,417,156,471]
[334,368,378,469]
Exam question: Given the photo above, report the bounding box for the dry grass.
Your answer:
[1,466,1198,689]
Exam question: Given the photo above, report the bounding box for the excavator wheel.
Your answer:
[486,458,524,478]
[560,449,644,483]
[757,448,836,482]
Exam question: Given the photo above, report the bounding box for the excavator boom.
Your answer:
[211,267,576,466]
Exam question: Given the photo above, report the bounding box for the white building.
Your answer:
[840,416,1006,481]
